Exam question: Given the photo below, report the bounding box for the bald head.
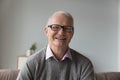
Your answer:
[46,11,74,26]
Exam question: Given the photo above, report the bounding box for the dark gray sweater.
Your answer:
[17,47,94,80]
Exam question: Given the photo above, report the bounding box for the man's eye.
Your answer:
[53,26,60,29]
[65,27,72,30]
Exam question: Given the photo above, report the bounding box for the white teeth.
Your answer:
[55,37,66,40]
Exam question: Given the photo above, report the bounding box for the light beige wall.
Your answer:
[118,0,120,71]
[0,14,1,68]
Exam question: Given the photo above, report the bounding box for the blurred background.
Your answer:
[0,0,119,72]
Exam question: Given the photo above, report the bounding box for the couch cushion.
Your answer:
[95,72,120,80]
[0,69,19,80]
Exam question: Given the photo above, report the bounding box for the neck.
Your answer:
[50,45,68,60]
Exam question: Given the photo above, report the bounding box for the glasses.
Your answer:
[48,24,74,32]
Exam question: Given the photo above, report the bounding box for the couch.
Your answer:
[0,69,120,80]
[0,69,19,80]
[94,72,120,80]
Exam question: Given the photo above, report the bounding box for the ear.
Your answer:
[44,27,49,36]
[70,31,74,39]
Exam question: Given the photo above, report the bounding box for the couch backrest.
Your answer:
[0,69,19,80]
[0,70,120,80]
[94,72,120,80]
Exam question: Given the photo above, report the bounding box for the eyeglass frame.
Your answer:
[48,24,74,32]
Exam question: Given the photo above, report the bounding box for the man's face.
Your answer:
[45,14,74,48]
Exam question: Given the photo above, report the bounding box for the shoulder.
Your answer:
[70,48,92,64]
[26,47,47,64]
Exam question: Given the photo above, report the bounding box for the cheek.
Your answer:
[67,34,73,42]
[47,31,55,39]
[68,33,73,39]
[46,30,52,37]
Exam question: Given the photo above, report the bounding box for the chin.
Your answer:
[54,43,67,48]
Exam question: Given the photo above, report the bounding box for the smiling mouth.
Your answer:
[55,36,66,40]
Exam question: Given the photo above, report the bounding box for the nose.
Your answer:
[58,28,64,34]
